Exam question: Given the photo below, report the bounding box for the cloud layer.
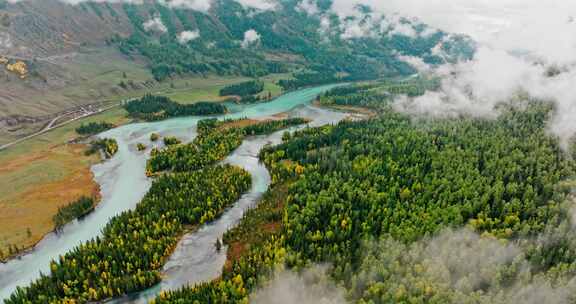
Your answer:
[350,226,576,304]
[374,0,576,148]
[143,17,167,33]
[250,266,347,304]
[241,29,261,48]
[177,30,200,44]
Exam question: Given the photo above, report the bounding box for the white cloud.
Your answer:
[420,26,439,37]
[7,0,145,4]
[394,47,544,118]
[241,29,261,48]
[319,17,331,36]
[158,0,212,12]
[160,0,278,12]
[352,0,576,65]
[250,266,347,304]
[177,30,200,44]
[387,20,417,37]
[235,0,277,11]
[318,1,432,40]
[143,17,167,33]
[328,0,369,19]
[340,20,375,39]
[397,54,431,72]
[296,0,319,16]
[346,0,576,148]
[353,227,576,304]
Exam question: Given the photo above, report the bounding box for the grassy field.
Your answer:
[163,73,288,103]
[0,72,290,260]
[0,107,129,259]
[258,74,287,98]
[161,77,251,103]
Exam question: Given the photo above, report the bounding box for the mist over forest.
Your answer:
[2,1,576,304]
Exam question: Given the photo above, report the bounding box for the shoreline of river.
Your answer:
[107,105,353,304]
[0,85,344,302]
[0,98,264,265]
[0,142,105,265]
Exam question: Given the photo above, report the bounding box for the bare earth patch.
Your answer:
[312,99,377,118]
[219,119,261,130]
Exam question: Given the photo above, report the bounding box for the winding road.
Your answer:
[0,103,119,151]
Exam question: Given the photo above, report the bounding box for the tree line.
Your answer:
[124,94,227,121]
[318,78,437,109]
[219,80,264,97]
[163,136,181,146]
[75,122,115,136]
[53,197,96,231]
[86,138,118,159]
[278,71,340,91]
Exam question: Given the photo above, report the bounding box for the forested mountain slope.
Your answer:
[112,0,469,81]
[0,0,473,119]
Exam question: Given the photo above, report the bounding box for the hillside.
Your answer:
[0,0,472,144]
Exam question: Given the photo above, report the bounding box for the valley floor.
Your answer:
[0,107,128,260]
[0,73,288,261]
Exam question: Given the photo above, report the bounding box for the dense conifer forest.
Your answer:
[124,94,227,121]
[317,78,438,109]
[278,71,342,91]
[220,80,265,97]
[75,122,115,136]
[53,197,96,231]
[150,100,576,303]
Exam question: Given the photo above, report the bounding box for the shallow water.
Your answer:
[0,85,343,301]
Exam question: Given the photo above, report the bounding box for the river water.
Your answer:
[0,85,347,302]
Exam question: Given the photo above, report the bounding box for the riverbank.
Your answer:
[313,99,378,117]
[0,107,130,261]
[0,141,105,262]
[106,105,351,304]
[0,75,291,263]
[0,85,342,302]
